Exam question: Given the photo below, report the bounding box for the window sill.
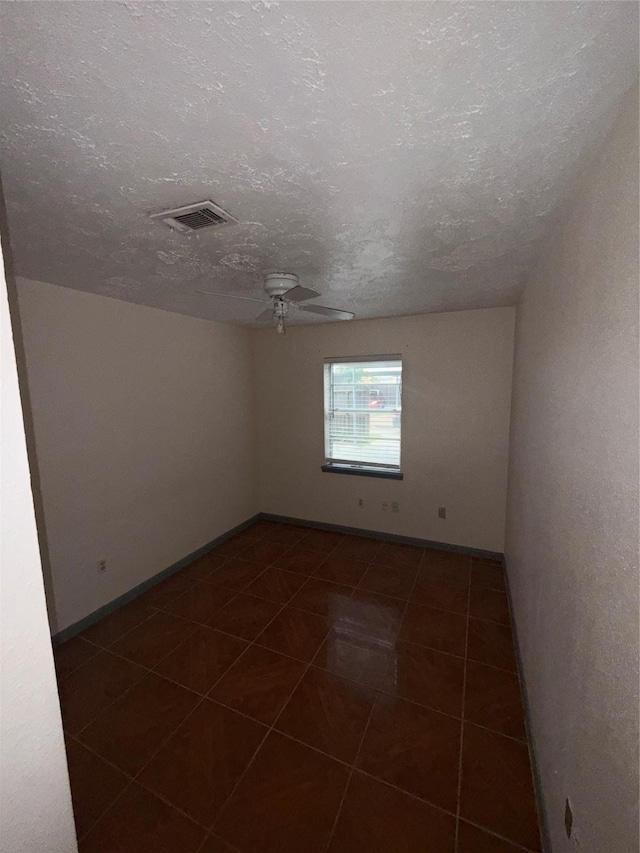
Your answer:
[321,464,404,481]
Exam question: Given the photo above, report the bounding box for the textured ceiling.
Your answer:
[1,2,638,327]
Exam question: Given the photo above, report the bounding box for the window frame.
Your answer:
[322,354,404,480]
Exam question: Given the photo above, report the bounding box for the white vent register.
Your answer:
[150,200,238,234]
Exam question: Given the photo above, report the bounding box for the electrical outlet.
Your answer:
[391,501,399,513]
[97,559,107,574]
[438,507,446,519]
[564,797,573,839]
[357,498,364,507]
[381,501,389,512]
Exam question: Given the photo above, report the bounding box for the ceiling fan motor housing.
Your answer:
[263,272,299,297]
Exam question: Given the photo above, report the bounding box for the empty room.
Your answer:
[1,3,638,853]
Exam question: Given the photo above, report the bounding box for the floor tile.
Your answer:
[235,539,287,566]
[313,553,369,586]
[382,640,464,717]
[314,633,392,689]
[298,528,344,553]
[334,535,383,563]
[276,668,375,762]
[210,536,252,558]
[273,545,327,575]
[372,542,424,572]
[460,724,541,851]
[81,597,157,648]
[243,566,307,604]
[400,602,467,657]
[162,581,236,625]
[357,694,460,812]
[54,636,99,680]
[139,572,196,609]
[58,650,145,735]
[256,606,329,661]
[78,673,200,775]
[200,835,241,853]
[207,593,282,641]
[62,529,540,853]
[471,560,506,591]
[342,589,406,643]
[111,611,197,669]
[470,587,511,625]
[154,627,248,695]
[464,660,526,740]
[65,739,129,839]
[328,771,456,853]
[358,563,416,599]
[457,820,529,853]
[205,559,267,591]
[139,699,266,827]
[215,730,349,853]
[210,644,305,724]
[467,618,517,672]
[79,782,205,853]
[289,577,353,617]
[411,563,469,614]
[178,552,229,583]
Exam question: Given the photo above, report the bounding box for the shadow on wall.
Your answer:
[0,173,59,634]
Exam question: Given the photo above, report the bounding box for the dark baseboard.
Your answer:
[52,511,503,646]
[258,512,504,562]
[51,514,261,647]
[503,557,553,853]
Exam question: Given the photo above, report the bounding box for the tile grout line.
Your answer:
[75,571,291,846]
[454,555,472,853]
[208,617,336,843]
[66,533,418,835]
[63,564,512,744]
[198,528,349,849]
[61,527,514,849]
[73,717,539,853]
[59,524,307,841]
[321,546,421,852]
[68,538,307,841]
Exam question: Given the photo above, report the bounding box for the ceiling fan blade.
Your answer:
[254,308,274,322]
[284,285,321,303]
[296,303,355,321]
[195,290,269,304]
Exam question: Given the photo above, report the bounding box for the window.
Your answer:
[322,355,403,479]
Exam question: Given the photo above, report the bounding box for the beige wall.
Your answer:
[1,257,77,849]
[505,83,639,852]
[253,307,515,553]
[17,278,258,634]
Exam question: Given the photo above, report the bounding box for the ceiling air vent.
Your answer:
[150,200,238,234]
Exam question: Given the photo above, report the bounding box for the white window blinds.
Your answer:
[324,356,402,471]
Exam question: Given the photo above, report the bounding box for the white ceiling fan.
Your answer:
[196,272,355,334]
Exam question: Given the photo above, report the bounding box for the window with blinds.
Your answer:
[323,355,402,474]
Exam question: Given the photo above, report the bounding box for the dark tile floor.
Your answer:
[54,520,541,853]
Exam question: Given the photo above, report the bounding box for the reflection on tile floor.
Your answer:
[54,520,541,853]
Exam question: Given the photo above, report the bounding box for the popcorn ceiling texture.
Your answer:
[0,1,638,325]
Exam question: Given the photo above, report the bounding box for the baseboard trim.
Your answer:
[503,557,553,853]
[51,514,261,647]
[52,512,503,646]
[258,512,504,562]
